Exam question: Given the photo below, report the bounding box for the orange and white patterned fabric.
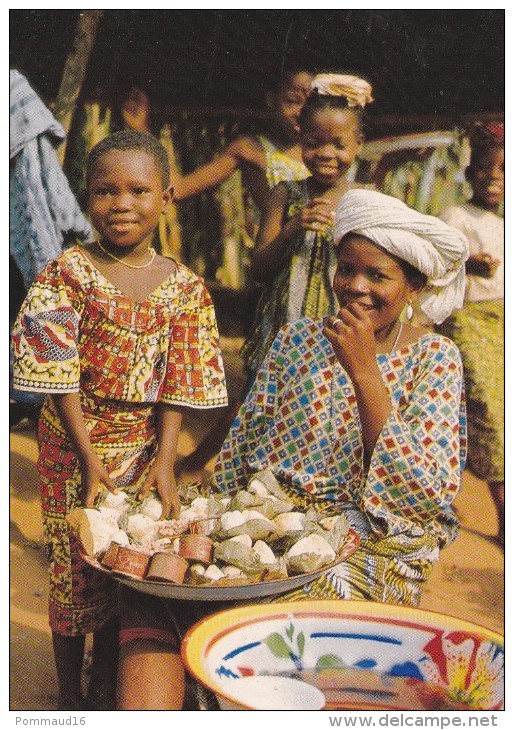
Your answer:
[12,246,227,407]
[12,246,228,635]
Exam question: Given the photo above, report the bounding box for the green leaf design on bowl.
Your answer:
[316,654,347,670]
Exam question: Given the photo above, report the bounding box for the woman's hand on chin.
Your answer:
[322,304,378,380]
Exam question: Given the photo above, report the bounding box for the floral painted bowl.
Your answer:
[181,601,504,711]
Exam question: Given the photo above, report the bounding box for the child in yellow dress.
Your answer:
[243,73,374,377]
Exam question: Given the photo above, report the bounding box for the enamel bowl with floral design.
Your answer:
[181,600,503,711]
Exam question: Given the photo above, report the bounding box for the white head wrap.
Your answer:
[333,190,469,324]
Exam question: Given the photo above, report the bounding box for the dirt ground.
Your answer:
[9,362,504,711]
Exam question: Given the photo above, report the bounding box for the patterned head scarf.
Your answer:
[333,190,469,324]
[310,74,373,108]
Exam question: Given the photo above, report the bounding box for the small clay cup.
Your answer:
[101,541,120,569]
[178,534,213,564]
[112,546,149,580]
[146,552,189,584]
[189,517,218,536]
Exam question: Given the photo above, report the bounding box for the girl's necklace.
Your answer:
[96,240,156,269]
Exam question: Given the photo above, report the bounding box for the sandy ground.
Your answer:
[9,375,504,711]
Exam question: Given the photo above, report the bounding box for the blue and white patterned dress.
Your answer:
[214,318,467,606]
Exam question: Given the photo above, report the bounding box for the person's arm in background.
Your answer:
[169,136,266,200]
[121,87,264,199]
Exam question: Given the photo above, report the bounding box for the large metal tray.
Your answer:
[83,529,359,601]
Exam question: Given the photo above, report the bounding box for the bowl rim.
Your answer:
[181,599,504,695]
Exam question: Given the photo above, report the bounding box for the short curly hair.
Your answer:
[86,130,170,188]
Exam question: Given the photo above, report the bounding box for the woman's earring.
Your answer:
[405,299,414,321]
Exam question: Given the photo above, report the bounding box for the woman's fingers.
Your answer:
[323,315,345,333]
[338,302,373,325]
[309,197,335,210]
[322,321,342,346]
[323,307,374,350]
[304,210,334,226]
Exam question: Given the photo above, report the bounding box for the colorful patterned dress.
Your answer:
[12,246,228,635]
[257,135,309,189]
[214,319,467,607]
[438,203,504,483]
[242,179,338,377]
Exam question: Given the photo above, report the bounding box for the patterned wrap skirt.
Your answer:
[38,393,157,636]
[260,487,441,608]
[438,299,504,482]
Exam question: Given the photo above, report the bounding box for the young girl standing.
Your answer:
[243,74,374,377]
[438,122,504,546]
[12,131,228,710]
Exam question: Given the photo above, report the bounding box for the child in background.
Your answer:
[243,74,373,377]
[439,122,504,546]
[166,66,314,210]
[12,131,228,709]
[166,67,314,477]
[119,67,314,209]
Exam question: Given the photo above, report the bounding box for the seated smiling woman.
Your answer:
[117,190,469,710]
[214,188,469,607]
